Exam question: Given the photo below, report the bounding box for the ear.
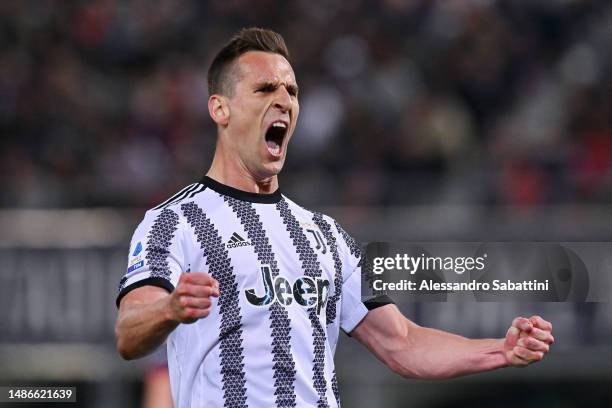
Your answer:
[208,95,230,126]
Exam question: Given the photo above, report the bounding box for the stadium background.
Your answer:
[1,1,611,407]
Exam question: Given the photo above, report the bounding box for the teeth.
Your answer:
[272,122,287,128]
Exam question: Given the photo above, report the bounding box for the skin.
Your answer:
[206,51,299,193]
[115,51,554,376]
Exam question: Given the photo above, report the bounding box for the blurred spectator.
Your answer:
[1,0,611,209]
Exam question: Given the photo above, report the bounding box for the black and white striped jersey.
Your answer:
[116,176,370,408]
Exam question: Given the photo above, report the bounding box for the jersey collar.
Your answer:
[201,176,282,204]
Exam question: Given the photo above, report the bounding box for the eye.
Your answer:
[256,83,276,93]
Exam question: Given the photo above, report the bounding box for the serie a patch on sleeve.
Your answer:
[127,241,145,273]
[127,260,144,273]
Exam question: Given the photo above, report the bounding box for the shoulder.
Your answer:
[135,181,212,231]
[150,182,208,212]
[279,195,333,230]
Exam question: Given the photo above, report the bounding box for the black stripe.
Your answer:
[186,183,207,199]
[146,208,180,281]
[331,370,340,407]
[224,196,297,407]
[312,213,343,326]
[181,202,247,408]
[363,295,395,310]
[161,183,201,209]
[333,221,361,259]
[152,183,197,210]
[116,277,174,308]
[277,199,329,408]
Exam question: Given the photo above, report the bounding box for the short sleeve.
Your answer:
[116,207,187,307]
[339,264,368,332]
[330,220,367,332]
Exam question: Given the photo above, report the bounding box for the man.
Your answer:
[115,28,553,408]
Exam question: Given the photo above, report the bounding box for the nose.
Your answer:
[273,86,292,113]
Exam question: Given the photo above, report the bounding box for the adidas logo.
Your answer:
[227,232,251,249]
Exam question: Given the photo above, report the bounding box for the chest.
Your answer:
[186,204,338,319]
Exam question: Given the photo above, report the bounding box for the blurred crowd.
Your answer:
[1,0,611,209]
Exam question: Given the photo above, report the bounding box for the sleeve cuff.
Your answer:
[340,302,368,333]
[363,294,395,311]
[116,277,175,308]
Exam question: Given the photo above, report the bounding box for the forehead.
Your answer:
[235,51,296,85]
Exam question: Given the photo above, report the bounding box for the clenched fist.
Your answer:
[168,272,220,324]
[504,315,554,367]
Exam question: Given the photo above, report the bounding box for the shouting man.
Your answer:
[115,28,553,408]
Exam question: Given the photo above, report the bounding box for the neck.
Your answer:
[206,144,279,194]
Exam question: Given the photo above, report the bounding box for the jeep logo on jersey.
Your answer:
[245,266,330,315]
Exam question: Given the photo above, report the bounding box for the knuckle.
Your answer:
[197,271,211,280]
[177,283,190,296]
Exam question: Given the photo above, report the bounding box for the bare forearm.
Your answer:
[115,296,178,360]
[115,274,219,360]
[392,325,507,379]
[353,307,507,380]
[353,305,552,380]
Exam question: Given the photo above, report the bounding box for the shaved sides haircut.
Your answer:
[207,27,290,97]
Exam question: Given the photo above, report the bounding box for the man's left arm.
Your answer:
[350,304,553,380]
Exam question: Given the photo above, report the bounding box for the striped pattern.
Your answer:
[331,371,341,407]
[181,201,247,408]
[333,220,361,259]
[224,196,297,408]
[153,183,206,210]
[312,213,343,326]
[277,199,329,408]
[146,208,180,281]
[118,178,363,407]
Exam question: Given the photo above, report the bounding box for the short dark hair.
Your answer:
[207,27,290,97]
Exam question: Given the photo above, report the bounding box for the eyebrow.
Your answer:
[255,80,299,95]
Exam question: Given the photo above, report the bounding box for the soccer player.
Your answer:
[115,28,554,408]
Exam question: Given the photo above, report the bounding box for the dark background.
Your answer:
[1,1,611,407]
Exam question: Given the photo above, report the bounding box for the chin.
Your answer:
[261,160,285,178]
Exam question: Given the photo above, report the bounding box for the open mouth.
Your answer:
[265,121,288,156]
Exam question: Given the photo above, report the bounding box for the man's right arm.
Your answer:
[115,272,219,360]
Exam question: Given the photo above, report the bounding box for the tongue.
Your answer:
[266,140,280,155]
